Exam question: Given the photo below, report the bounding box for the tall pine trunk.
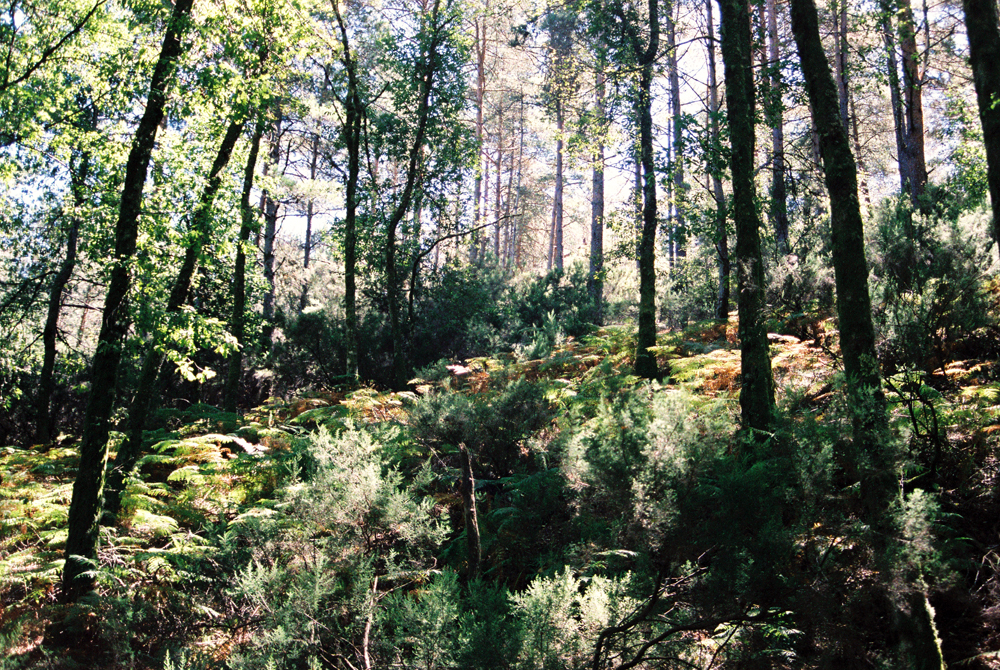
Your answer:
[552,103,565,272]
[61,0,195,602]
[720,0,775,433]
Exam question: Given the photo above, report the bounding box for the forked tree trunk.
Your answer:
[62,0,195,602]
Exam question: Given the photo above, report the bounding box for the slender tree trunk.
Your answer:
[225,115,266,413]
[35,150,87,444]
[707,0,730,320]
[471,17,486,265]
[104,115,246,521]
[962,0,1000,247]
[494,108,503,259]
[553,103,565,272]
[898,0,927,208]
[667,0,684,261]
[261,113,281,349]
[720,0,775,433]
[61,0,195,602]
[765,0,790,254]
[631,0,661,380]
[385,0,444,387]
[588,67,605,325]
[300,132,319,313]
[332,0,361,380]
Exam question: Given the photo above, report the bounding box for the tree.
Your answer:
[719,0,775,433]
[541,8,579,273]
[790,0,888,482]
[592,0,660,378]
[62,0,196,602]
[705,0,729,321]
[961,0,1000,247]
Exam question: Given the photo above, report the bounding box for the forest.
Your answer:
[2,0,1000,666]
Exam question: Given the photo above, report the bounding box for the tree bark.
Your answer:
[720,0,775,433]
[104,115,246,521]
[962,0,1000,247]
[61,0,195,602]
[225,115,266,413]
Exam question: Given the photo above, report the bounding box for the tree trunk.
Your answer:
[707,0,730,321]
[471,15,486,265]
[632,0,660,380]
[962,0,1000,247]
[35,148,87,444]
[225,115,266,413]
[300,132,319,313]
[898,0,927,208]
[790,0,889,472]
[667,0,684,262]
[332,0,362,380]
[261,112,281,349]
[720,0,775,433]
[588,67,605,325]
[385,0,445,387]
[766,0,790,255]
[104,115,246,521]
[881,7,910,197]
[61,0,195,602]
[553,103,565,272]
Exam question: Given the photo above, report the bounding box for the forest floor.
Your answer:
[4,312,1000,668]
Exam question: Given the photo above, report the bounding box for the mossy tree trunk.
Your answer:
[61,0,195,602]
[719,0,775,433]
